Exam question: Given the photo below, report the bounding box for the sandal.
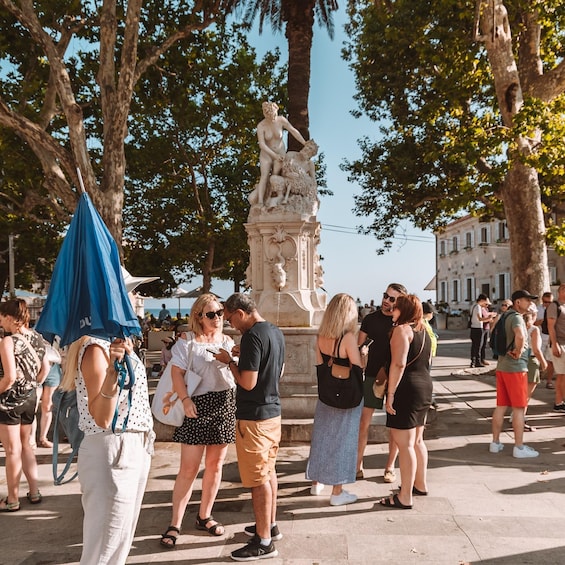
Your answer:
[160,525,180,549]
[0,497,20,512]
[27,491,43,504]
[379,493,412,510]
[195,514,225,536]
[38,439,53,448]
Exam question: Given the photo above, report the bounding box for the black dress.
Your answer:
[386,328,432,430]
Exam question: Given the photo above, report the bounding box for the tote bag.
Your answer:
[151,337,201,427]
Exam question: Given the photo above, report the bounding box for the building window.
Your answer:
[465,231,473,249]
[479,226,489,245]
[452,279,460,302]
[439,240,446,256]
[496,273,510,300]
[465,278,474,301]
[550,266,557,285]
[440,281,447,303]
[450,236,459,254]
[497,221,508,242]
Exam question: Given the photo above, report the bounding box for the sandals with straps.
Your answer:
[160,525,180,549]
[196,514,225,536]
[27,491,43,504]
[0,497,20,512]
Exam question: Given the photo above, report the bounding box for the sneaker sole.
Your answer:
[231,549,279,561]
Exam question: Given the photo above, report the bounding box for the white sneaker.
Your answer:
[330,490,357,506]
[310,482,325,495]
[513,445,539,458]
[489,441,504,453]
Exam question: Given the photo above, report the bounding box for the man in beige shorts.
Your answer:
[219,293,286,562]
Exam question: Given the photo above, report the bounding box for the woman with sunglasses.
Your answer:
[160,293,236,548]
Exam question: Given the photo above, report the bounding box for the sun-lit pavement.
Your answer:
[2,329,565,564]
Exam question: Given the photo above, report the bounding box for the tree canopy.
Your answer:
[344,0,565,293]
[123,24,286,295]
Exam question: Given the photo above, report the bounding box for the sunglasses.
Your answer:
[382,292,397,303]
[201,309,224,320]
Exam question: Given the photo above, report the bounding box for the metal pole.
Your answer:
[8,233,15,298]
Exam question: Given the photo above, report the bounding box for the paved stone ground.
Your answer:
[2,330,565,564]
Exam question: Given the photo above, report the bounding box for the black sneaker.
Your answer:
[243,524,282,541]
[231,536,278,561]
[553,403,565,412]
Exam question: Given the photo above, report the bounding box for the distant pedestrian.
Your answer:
[546,284,565,411]
[218,294,285,562]
[521,307,547,431]
[490,290,539,458]
[158,304,171,322]
[535,291,555,389]
[469,294,495,367]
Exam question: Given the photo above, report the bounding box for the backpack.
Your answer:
[52,388,84,485]
[489,310,519,357]
[541,300,561,335]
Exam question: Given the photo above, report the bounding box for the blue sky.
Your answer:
[145,6,436,311]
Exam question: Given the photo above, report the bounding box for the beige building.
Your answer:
[434,215,562,311]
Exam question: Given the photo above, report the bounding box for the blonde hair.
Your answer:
[189,293,222,336]
[318,293,358,339]
[60,336,90,391]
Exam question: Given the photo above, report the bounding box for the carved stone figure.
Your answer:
[248,101,307,206]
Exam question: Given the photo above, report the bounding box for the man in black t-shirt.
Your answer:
[357,283,407,484]
[218,293,285,562]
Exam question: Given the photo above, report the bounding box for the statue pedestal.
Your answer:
[245,208,326,327]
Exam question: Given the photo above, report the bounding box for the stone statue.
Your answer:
[249,101,307,206]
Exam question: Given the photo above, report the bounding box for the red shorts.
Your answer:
[495,371,528,408]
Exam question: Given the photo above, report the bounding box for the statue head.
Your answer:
[302,139,319,158]
[262,101,279,120]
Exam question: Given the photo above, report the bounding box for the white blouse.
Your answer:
[170,332,235,396]
[76,337,153,435]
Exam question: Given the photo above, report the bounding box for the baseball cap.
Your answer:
[511,289,539,302]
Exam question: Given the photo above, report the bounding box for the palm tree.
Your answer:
[241,0,339,150]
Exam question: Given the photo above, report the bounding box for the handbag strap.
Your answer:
[405,328,427,368]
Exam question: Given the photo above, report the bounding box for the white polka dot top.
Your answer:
[76,337,154,435]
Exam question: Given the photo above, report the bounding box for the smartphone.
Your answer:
[206,348,218,355]
[362,338,374,348]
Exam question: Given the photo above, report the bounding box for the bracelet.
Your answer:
[100,390,117,399]
[181,396,190,403]
[228,359,237,368]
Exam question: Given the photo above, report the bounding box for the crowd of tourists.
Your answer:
[0,281,556,563]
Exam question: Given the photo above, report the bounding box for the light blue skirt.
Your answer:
[306,399,362,485]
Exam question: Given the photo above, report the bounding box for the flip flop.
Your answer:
[379,493,412,510]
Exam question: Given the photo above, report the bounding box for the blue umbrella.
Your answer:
[36,192,141,347]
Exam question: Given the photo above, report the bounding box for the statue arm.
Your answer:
[280,116,307,146]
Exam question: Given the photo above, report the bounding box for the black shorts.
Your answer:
[363,375,384,410]
[0,389,37,426]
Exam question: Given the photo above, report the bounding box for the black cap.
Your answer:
[511,289,539,302]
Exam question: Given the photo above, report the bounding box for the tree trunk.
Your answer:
[502,161,549,295]
[284,0,314,150]
[202,239,215,294]
[479,0,549,296]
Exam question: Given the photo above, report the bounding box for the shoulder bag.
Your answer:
[316,336,363,409]
[373,330,427,400]
[151,333,201,427]
[0,333,42,412]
